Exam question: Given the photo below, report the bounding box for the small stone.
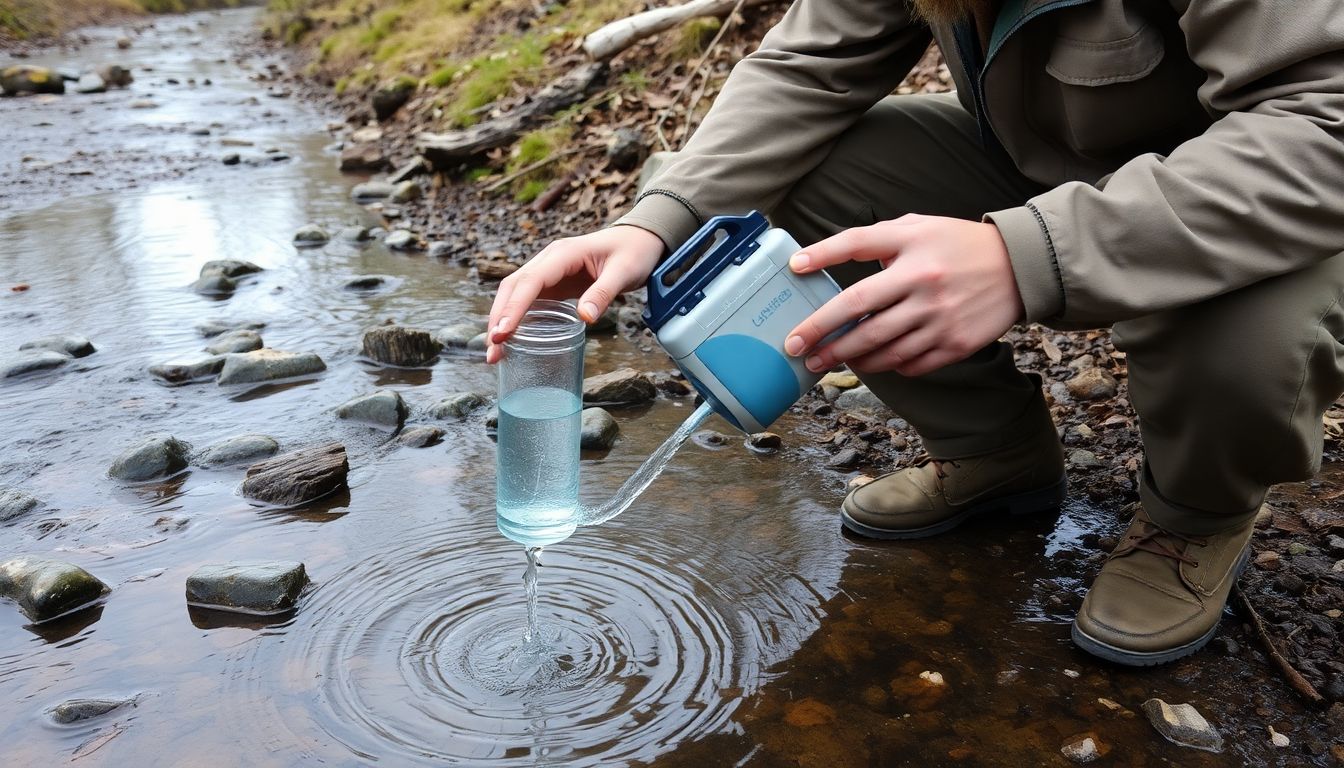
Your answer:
[94,63,132,88]
[1,350,69,378]
[1068,449,1103,469]
[194,435,279,468]
[397,426,446,448]
[361,326,441,367]
[339,226,373,243]
[292,223,330,247]
[19,334,95,358]
[389,180,421,203]
[1066,368,1119,401]
[1326,609,1342,619]
[220,137,253,147]
[336,390,409,429]
[1275,572,1307,596]
[349,126,383,143]
[204,329,263,355]
[747,432,782,453]
[241,443,348,507]
[1063,669,1081,679]
[149,356,226,384]
[467,333,488,351]
[0,488,41,522]
[820,370,860,390]
[829,448,863,468]
[108,434,191,482]
[49,697,135,724]
[919,670,945,686]
[351,180,394,201]
[339,145,387,172]
[343,275,389,291]
[192,271,237,295]
[484,407,498,430]
[996,669,1019,685]
[185,562,308,615]
[1255,507,1275,528]
[606,127,646,172]
[217,349,326,385]
[1327,535,1344,556]
[221,153,241,165]
[580,408,619,450]
[427,241,454,259]
[429,392,486,419]
[0,557,109,623]
[1254,551,1282,570]
[196,320,265,338]
[384,229,418,251]
[1268,725,1290,748]
[1288,542,1311,556]
[116,36,132,49]
[1141,698,1223,753]
[201,259,262,279]
[371,79,415,120]
[848,474,875,490]
[835,385,889,415]
[388,156,430,184]
[475,256,520,281]
[1061,735,1101,764]
[436,322,487,349]
[582,368,656,405]
[694,431,731,448]
[1097,697,1124,712]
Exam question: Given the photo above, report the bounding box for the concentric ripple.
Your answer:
[222,517,836,766]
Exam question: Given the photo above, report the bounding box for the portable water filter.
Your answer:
[643,211,848,433]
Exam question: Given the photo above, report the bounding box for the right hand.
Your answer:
[485,225,665,363]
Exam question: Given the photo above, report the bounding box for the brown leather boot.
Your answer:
[839,400,1066,539]
[1072,505,1255,666]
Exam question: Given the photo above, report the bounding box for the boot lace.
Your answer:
[913,454,961,490]
[1113,516,1208,567]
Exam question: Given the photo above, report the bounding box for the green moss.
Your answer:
[466,167,495,182]
[619,69,650,93]
[514,179,548,203]
[356,7,403,49]
[426,63,460,88]
[447,34,549,126]
[333,74,351,95]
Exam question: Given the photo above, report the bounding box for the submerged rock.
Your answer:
[342,275,388,291]
[108,434,191,482]
[339,225,374,243]
[1061,734,1103,764]
[49,697,136,725]
[186,562,308,615]
[580,407,619,450]
[582,368,656,405]
[435,322,487,350]
[397,426,445,448]
[149,356,226,385]
[196,319,265,338]
[1,350,69,379]
[241,442,348,507]
[361,326,440,367]
[191,272,237,296]
[217,349,326,385]
[204,329,263,355]
[19,334,95,358]
[0,557,109,623]
[292,223,330,247]
[0,488,41,522]
[194,434,279,468]
[1142,698,1223,753]
[336,390,408,428]
[200,259,263,279]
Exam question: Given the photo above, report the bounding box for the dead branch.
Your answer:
[531,169,580,212]
[582,0,775,60]
[482,147,584,193]
[1232,585,1326,707]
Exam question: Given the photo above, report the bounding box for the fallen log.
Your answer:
[416,63,607,169]
[582,0,774,60]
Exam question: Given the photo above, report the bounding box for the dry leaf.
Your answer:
[1041,336,1062,364]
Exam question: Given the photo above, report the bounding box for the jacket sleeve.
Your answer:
[986,0,1344,328]
[612,0,931,251]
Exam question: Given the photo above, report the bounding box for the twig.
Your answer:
[1232,585,1326,706]
[531,169,579,212]
[482,147,584,193]
[652,0,748,152]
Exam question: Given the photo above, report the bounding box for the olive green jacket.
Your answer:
[615,0,1344,328]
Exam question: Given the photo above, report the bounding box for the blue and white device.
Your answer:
[643,211,846,433]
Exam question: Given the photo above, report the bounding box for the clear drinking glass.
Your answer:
[495,300,586,548]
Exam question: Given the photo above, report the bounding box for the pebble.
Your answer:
[834,385,889,415]
[196,319,265,338]
[336,390,409,429]
[429,392,486,419]
[19,334,95,358]
[0,488,41,522]
[0,557,109,623]
[397,426,446,448]
[1066,368,1118,400]
[191,271,237,295]
[186,562,308,615]
[108,434,191,482]
[828,448,863,468]
[217,349,326,385]
[580,407,620,450]
[1063,669,1080,679]
[49,697,136,725]
[819,370,860,390]
[1060,735,1101,764]
[1141,698,1223,753]
[436,322,487,349]
[1068,449,1103,469]
[149,356,226,385]
[1254,551,1282,571]
[1254,506,1275,528]
[193,434,279,469]
[204,329,263,355]
[467,333,488,351]
[1287,542,1310,556]
[583,368,656,405]
[292,223,330,247]
[340,225,374,243]
[351,181,394,201]
[389,180,421,203]
[384,229,418,251]
[918,670,945,686]
[1327,535,1344,556]
[1268,725,1290,747]
[342,275,389,291]
[746,432,782,453]
[221,152,241,165]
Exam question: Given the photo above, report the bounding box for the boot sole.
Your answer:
[1070,545,1253,667]
[839,474,1068,541]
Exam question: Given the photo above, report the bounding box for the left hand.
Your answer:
[783,214,1025,378]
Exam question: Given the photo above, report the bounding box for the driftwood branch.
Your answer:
[416,63,607,169]
[1233,585,1326,706]
[582,0,774,60]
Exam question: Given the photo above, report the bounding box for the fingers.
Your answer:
[787,219,916,274]
[800,301,928,373]
[784,270,909,359]
[848,326,947,376]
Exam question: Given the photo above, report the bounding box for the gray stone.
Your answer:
[617,305,644,330]
[204,329,263,355]
[351,181,393,201]
[1326,534,1344,556]
[20,334,95,358]
[49,697,135,724]
[828,448,863,468]
[427,241,455,259]
[436,322,487,349]
[292,223,330,247]
[583,368,656,405]
[1141,698,1223,753]
[194,434,279,468]
[467,333,488,351]
[384,229,418,251]
[241,443,348,507]
[343,275,388,291]
[336,390,408,428]
[1066,368,1119,401]
[484,407,499,430]
[221,153,241,166]
[429,392,486,419]
[185,562,308,615]
[217,349,326,385]
[1061,735,1101,764]
[339,144,387,173]
[74,73,107,93]
[388,156,430,184]
[1068,449,1104,469]
[94,63,132,88]
[606,127,646,173]
[0,488,41,522]
[196,319,264,338]
[109,434,191,482]
[191,272,237,296]
[589,307,619,334]
[339,225,373,243]
[149,356,226,384]
[747,432,783,453]
[201,259,262,279]
[580,407,619,450]
[389,180,421,203]
[361,326,440,367]
[835,385,890,415]
[2,350,69,378]
[0,557,109,623]
[371,79,414,120]
[398,426,446,448]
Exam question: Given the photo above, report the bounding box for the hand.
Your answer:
[783,215,1024,377]
[485,225,665,363]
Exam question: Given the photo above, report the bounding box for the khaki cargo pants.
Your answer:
[770,92,1344,536]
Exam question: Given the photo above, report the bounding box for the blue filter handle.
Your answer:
[643,211,770,333]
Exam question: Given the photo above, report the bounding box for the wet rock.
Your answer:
[185,562,308,615]
[116,36,131,49]
[388,156,430,184]
[747,432,783,453]
[241,442,348,507]
[1068,449,1104,469]
[343,275,388,291]
[1066,368,1118,401]
[589,307,619,334]
[201,259,263,279]
[475,256,519,280]
[95,64,132,88]
[398,426,445,448]
[617,305,644,330]
[148,356,225,384]
[0,65,64,95]
[1254,550,1282,570]
[828,447,863,468]
[467,333,488,351]
[694,430,731,448]
[606,127,646,173]
[339,225,373,243]
[361,325,441,367]
[1061,734,1103,763]
[204,329,262,355]
[74,73,106,93]
[835,385,889,415]
[0,557,108,623]
[336,390,408,429]
[583,368,656,405]
[221,153,241,166]
[1326,534,1344,556]
[2,350,69,378]
[194,435,279,468]
[1141,698,1223,753]
[192,271,237,295]
[371,79,415,121]
[351,181,394,202]
[49,697,136,724]
[109,434,191,482]
[436,322,487,349]
[0,488,41,522]
[484,407,498,430]
[217,349,326,385]
[339,145,387,173]
[19,334,95,358]
[1275,572,1307,596]
[384,229,419,251]
[350,126,383,143]
[220,137,253,147]
[580,407,619,450]
[292,223,330,247]
[389,180,421,203]
[429,392,486,419]
[427,241,455,259]
[820,370,860,390]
